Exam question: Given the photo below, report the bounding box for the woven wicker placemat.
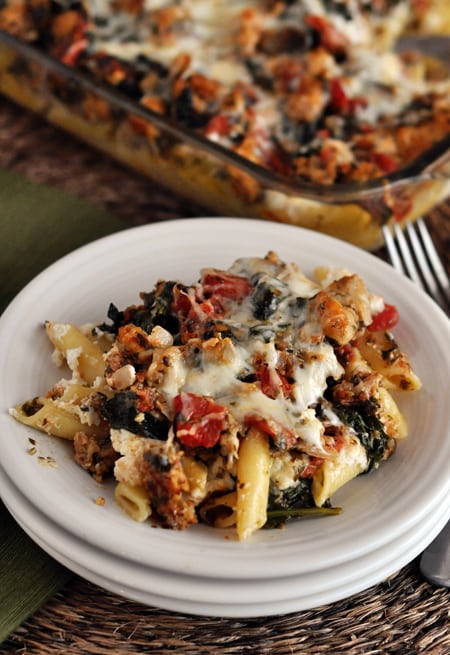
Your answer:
[1,561,449,654]
[0,96,449,654]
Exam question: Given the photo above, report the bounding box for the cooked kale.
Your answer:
[332,403,392,470]
[142,280,180,335]
[97,302,122,334]
[248,324,276,342]
[265,479,338,528]
[102,391,170,440]
[251,275,283,320]
[269,477,315,509]
[174,87,210,128]
[322,0,353,20]
[202,319,236,341]
[265,479,314,528]
[98,281,180,336]
[266,505,342,525]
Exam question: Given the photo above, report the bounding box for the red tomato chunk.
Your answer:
[368,303,399,331]
[174,392,228,448]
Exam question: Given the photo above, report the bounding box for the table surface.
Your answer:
[0,94,449,655]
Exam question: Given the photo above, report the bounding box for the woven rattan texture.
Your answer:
[1,561,449,654]
[0,95,449,654]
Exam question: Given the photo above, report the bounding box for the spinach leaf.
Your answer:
[332,402,391,470]
[265,479,339,528]
[102,391,170,440]
[99,281,179,336]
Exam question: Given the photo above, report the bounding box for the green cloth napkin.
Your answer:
[0,169,124,312]
[0,502,72,644]
[0,168,125,643]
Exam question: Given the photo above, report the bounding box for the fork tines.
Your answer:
[382,218,450,313]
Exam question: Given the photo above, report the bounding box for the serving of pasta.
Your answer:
[11,251,421,541]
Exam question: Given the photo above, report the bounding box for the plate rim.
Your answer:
[2,463,449,616]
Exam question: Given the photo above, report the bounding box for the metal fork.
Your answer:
[382,217,450,313]
[382,217,450,588]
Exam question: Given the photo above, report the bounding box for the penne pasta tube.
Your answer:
[312,436,368,507]
[10,397,103,440]
[354,330,421,392]
[199,491,237,528]
[236,428,271,541]
[182,456,208,502]
[377,387,408,441]
[45,321,105,384]
[115,481,151,522]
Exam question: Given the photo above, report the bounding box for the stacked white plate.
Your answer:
[1,218,449,618]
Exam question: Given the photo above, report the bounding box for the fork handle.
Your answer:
[420,520,450,587]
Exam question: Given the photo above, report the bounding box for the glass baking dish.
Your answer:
[0,28,449,250]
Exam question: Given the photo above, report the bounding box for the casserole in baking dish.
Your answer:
[0,1,449,248]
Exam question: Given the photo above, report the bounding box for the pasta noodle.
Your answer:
[353,331,422,391]
[199,492,237,529]
[11,252,421,540]
[11,397,102,440]
[45,322,106,384]
[182,456,208,502]
[115,482,151,522]
[236,429,271,541]
[312,436,368,508]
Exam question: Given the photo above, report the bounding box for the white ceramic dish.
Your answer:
[1,218,449,584]
[2,465,449,617]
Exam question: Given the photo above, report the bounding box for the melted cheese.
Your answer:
[143,255,346,454]
[292,343,343,410]
[82,0,434,135]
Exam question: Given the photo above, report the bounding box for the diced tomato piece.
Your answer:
[329,78,367,115]
[368,303,399,331]
[244,415,297,449]
[317,128,331,139]
[255,363,292,400]
[329,78,348,113]
[135,387,155,413]
[392,195,413,221]
[266,148,293,176]
[204,115,231,137]
[335,343,356,366]
[257,364,279,399]
[174,392,228,448]
[61,38,88,66]
[173,285,219,322]
[306,15,348,53]
[171,287,193,317]
[177,300,219,341]
[278,374,293,398]
[300,456,324,479]
[195,300,217,316]
[320,145,335,163]
[201,271,252,301]
[373,152,397,174]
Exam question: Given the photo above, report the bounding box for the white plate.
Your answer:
[1,218,449,582]
[2,464,449,617]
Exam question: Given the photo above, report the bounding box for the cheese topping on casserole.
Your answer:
[1,0,449,201]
